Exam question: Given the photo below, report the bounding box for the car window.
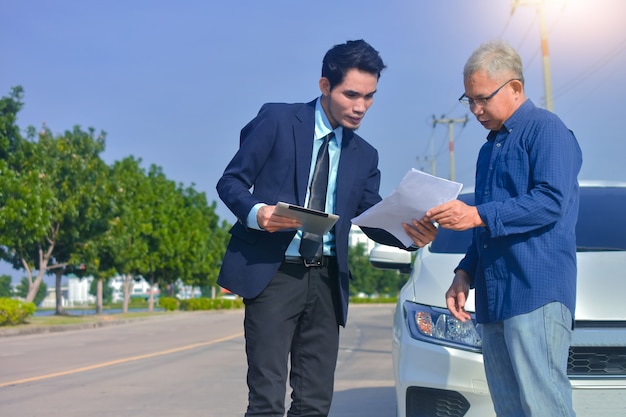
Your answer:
[429,187,626,254]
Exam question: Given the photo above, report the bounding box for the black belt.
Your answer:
[283,255,335,267]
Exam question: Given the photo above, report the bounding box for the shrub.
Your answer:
[350,296,397,304]
[179,297,243,311]
[158,297,179,311]
[0,298,36,326]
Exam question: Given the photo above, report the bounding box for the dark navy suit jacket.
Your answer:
[216,99,409,325]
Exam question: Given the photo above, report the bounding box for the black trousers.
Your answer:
[243,259,341,417]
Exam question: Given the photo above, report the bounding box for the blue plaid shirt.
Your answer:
[457,100,583,323]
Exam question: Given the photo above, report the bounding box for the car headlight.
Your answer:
[403,301,483,353]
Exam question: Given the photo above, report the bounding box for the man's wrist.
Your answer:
[247,203,266,230]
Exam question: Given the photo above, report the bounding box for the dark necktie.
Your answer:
[299,132,333,260]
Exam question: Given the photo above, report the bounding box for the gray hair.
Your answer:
[463,40,524,85]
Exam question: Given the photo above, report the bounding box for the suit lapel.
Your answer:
[293,101,317,206]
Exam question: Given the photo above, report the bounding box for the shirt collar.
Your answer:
[315,97,343,146]
[487,99,534,141]
[502,99,534,132]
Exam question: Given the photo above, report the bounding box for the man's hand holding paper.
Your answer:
[401,217,439,248]
[351,169,463,247]
[426,199,485,231]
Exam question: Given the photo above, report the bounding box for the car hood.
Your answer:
[576,251,626,320]
[408,249,626,321]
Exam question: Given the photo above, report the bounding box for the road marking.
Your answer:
[0,332,244,388]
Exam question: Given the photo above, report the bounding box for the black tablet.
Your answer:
[275,202,339,235]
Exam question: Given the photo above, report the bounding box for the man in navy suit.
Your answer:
[217,39,437,417]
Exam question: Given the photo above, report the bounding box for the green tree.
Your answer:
[1,87,230,314]
[40,125,111,315]
[0,86,24,160]
[0,87,55,303]
[175,186,229,297]
[139,165,185,311]
[348,243,409,296]
[101,159,231,308]
[0,275,13,297]
[15,277,47,306]
[0,88,111,312]
[92,159,184,312]
[104,157,151,312]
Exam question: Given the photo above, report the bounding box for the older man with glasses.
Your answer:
[427,39,582,417]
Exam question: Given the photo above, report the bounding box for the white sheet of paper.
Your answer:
[351,169,463,247]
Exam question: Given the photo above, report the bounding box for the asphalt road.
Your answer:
[0,304,397,417]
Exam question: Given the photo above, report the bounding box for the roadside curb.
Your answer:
[0,310,244,338]
[0,317,153,337]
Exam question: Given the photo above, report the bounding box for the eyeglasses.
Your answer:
[458,79,520,108]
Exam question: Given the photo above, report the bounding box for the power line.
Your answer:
[553,36,626,99]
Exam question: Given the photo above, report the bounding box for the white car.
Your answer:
[370,182,626,417]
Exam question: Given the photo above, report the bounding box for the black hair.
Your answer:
[321,39,386,90]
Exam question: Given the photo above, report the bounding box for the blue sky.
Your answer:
[2,0,625,280]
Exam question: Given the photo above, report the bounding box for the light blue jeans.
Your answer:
[481,302,575,417]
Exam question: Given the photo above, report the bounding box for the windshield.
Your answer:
[430,186,626,254]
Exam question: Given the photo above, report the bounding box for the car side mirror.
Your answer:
[369,245,413,274]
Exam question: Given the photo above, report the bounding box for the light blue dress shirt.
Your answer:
[246,97,342,256]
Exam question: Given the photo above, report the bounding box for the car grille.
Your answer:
[406,387,470,417]
[568,346,626,376]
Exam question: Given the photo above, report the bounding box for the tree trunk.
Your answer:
[25,270,43,303]
[96,278,103,315]
[122,274,133,313]
[148,277,155,312]
[54,269,64,315]
[24,243,55,303]
[23,260,44,303]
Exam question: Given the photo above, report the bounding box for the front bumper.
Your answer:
[393,302,626,417]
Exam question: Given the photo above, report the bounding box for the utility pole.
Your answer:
[432,115,468,181]
[511,0,554,111]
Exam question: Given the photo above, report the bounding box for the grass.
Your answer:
[350,296,397,304]
[3,297,396,330]
[26,311,169,327]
